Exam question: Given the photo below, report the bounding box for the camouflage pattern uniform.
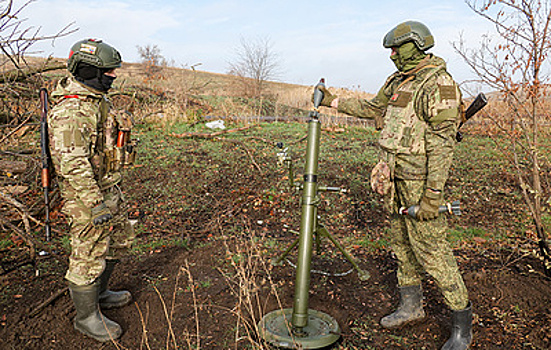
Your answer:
[338,54,469,311]
[48,76,135,286]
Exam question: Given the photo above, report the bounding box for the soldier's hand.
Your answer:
[417,189,441,221]
[91,202,113,226]
[312,85,337,107]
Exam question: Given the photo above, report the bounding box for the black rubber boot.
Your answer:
[380,285,426,329]
[69,280,122,342]
[441,302,473,350]
[99,259,132,309]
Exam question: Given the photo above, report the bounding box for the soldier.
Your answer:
[317,21,472,350]
[48,39,135,342]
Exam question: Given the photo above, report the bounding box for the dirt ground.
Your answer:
[1,130,551,350]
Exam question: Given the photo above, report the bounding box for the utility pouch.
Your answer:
[114,110,137,167]
[371,160,392,196]
[104,148,122,173]
[123,140,137,166]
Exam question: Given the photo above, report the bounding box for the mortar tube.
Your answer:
[291,119,321,332]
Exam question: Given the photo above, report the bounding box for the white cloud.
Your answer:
[11,0,502,92]
[18,0,180,61]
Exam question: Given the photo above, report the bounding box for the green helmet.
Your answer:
[383,21,435,51]
[67,39,122,75]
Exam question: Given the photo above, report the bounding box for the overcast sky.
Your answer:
[18,0,496,93]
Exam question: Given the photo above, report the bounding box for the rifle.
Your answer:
[40,88,51,241]
[456,92,488,142]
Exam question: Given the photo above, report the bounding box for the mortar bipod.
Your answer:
[273,143,369,281]
[272,213,370,281]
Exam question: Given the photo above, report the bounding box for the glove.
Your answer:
[416,189,441,221]
[91,202,113,226]
[312,85,337,107]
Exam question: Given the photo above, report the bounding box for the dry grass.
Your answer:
[114,62,375,126]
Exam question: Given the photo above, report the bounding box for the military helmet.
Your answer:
[383,21,435,51]
[67,39,122,75]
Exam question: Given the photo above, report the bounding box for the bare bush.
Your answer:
[227,36,281,100]
[137,43,166,79]
[455,0,551,274]
[0,0,76,255]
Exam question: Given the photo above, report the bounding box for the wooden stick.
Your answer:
[28,287,69,318]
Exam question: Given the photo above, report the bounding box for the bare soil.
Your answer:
[1,129,550,350]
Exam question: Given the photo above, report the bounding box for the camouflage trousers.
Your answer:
[61,184,135,286]
[387,179,469,310]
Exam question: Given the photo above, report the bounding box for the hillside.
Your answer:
[0,58,550,350]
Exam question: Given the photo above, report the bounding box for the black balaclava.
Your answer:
[74,62,115,92]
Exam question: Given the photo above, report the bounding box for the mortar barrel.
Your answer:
[292,119,321,330]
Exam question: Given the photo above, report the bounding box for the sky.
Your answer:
[15,0,496,94]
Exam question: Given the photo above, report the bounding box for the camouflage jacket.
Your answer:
[48,76,122,207]
[338,55,461,191]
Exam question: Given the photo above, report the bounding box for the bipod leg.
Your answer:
[314,215,322,255]
[317,223,370,281]
[272,235,299,266]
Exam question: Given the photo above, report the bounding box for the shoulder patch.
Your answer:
[388,91,412,108]
[439,85,456,100]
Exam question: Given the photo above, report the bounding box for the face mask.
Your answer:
[100,73,116,91]
[76,72,116,92]
[390,42,425,72]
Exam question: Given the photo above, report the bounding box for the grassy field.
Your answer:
[1,60,551,349]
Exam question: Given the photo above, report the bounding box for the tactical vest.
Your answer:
[96,96,136,188]
[378,66,444,155]
[61,94,134,189]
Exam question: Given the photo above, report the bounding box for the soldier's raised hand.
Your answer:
[312,85,337,107]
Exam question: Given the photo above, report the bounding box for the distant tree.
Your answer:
[455,0,551,275]
[227,36,281,99]
[136,44,166,78]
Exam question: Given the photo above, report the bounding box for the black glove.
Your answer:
[91,202,113,226]
[312,85,337,107]
[416,189,441,221]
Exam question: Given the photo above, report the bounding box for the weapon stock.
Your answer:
[456,92,488,142]
[40,88,51,241]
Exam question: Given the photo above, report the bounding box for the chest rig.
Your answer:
[98,97,136,178]
[378,65,444,155]
[69,95,134,185]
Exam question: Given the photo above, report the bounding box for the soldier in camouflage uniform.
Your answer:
[317,21,472,350]
[48,39,135,342]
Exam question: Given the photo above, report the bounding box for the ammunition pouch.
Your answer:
[104,148,123,173]
[123,140,137,166]
[114,110,137,167]
[90,153,105,179]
